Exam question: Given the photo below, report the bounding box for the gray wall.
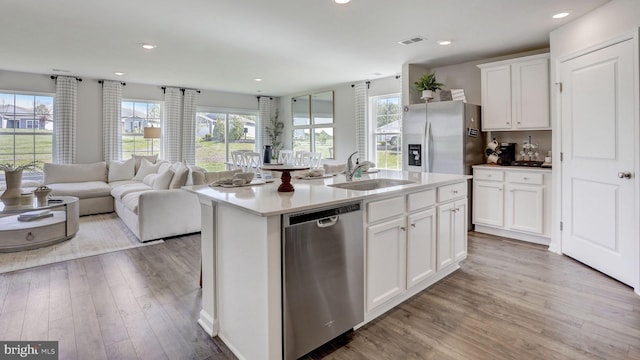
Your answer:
[0,70,259,164]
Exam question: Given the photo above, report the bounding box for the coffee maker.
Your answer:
[498,143,516,165]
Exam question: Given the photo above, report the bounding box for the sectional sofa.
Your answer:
[38,157,240,242]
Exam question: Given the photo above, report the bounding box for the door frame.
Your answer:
[553,29,640,294]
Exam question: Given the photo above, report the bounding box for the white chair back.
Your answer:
[243,152,262,177]
[294,151,311,166]
[308,152,322,169]
[279,150,293,165]
[230,151,246,170]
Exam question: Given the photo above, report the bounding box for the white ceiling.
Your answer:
[2,0,609,96]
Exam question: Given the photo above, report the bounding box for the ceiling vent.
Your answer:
[398,36,425,45]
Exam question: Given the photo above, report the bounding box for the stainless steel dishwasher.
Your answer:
[282,202,363,360]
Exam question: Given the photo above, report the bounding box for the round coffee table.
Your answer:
[0,196,80,252]
[261,165,309,192]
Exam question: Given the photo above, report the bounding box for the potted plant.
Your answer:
[414,72,444,100]
[0,161,37,206]
[266,109,284,160]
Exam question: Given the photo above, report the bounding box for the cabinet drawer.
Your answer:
[407,189,435,212]
[367,196,405,223]
[437,182,467,203]
[474,169,504,181]
[507,171,543,185]
[0,222,66,249]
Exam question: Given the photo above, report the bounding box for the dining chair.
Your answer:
[243,152,262,177]
[230,151,246,171]
[294,151,311,166]
[279,150,293,165]
[308,152,322,169]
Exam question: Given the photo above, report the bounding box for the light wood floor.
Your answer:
[1,232,639,360]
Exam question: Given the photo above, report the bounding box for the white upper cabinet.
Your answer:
[478,53,550,131]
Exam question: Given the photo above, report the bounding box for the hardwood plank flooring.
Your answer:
[0,231,639,359]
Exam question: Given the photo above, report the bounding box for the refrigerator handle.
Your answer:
[425,121,431,172]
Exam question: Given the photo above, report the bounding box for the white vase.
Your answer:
[421,90,434,100]
[1,169,23,206]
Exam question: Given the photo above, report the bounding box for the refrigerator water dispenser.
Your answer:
[408,144,422,167]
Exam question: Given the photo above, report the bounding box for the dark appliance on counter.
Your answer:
[498,143,516,166]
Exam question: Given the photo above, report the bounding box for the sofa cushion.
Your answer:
[44,162,107,184]
[121,191,152,214]
[48,181,112,199]
[153,168,174,190]
[132,159,164,181]
[169,163,189,189]
[108,158,135,182]
[109,180,139,189]
[132,154,158,173]
[110,182,152,200]
[191,170,205,185]
[143,173,157,187]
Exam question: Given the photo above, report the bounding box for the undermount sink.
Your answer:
[328,178,415,191]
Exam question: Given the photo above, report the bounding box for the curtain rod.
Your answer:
[161,86,201,94]
[50,75,82,82]
[256,96,274,102]
[350,81,370,88]
[98,80,126,86]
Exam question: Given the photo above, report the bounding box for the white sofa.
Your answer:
[39,158,236,242]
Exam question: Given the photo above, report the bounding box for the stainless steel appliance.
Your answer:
[282,202,364,360]
[403,101,483,229]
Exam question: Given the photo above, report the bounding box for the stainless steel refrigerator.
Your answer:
[402,101,483,228]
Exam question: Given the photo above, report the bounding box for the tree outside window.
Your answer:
[370,94,402,170]
[121,100,162,159]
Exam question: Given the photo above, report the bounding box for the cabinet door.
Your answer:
[512,57,550,129]
[437,202,454,270]
[506,184,543,234]
[481,65,512,130]
[453,199,468,262]
[406,209,436,288]
[366,217,406,311]
[473,180,504,227]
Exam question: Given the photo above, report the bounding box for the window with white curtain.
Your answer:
[369,94,402,169]
[0,91,54,179]
[121,100,162,158]
[195,108,258,171]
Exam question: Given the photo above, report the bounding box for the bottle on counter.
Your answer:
[355,159,362,178]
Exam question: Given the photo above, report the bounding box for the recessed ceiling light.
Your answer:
[335,0,351,4]
[254,78,263,82]
[438,40,452,46]
[257,90,263,93]
[114,72,125,76]
[141,43,157,50]
[552,11,571,19]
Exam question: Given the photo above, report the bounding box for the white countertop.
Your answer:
[473,164,552,172]
[184,170,471,216]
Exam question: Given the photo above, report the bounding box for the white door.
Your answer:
[560,37,637,286]
[453,199,468,262]
[481,65,512,130]
[506,184,543,234]
[473,181,504,227]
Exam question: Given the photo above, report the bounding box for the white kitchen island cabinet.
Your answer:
[472,165,551,245]
[184,170,470,360]
[478,53,550,131]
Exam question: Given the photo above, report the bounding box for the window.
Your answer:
[292,92,335,159]
[0,92,54,179]
[195,109,257,171]
[121,100,161,159]
[370,94,402,170]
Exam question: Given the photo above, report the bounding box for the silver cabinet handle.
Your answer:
[400,227,406,231]
[26,232,34,241]
[523,177,528,180]
[411,223,416,228]
[618,172,632,179]
[452,190,458,194]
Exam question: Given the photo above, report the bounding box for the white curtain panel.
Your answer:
[258,96,271,151]
[102,81,122,161]
[354,82,369,161]
[53,76,78,164]
[181,89,198,165]
[162,87,182,162]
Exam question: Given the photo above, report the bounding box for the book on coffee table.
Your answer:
[18,209,53,222]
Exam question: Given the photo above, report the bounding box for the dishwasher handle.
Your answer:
[317,216,338,228]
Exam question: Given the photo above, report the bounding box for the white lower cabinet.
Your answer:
[406,208,436,289]
[472,165,551,244]
[366,216,406,311]
[365,184,467,315]
[437,199,468,271]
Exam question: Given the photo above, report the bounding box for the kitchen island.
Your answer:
[184,170,471,360]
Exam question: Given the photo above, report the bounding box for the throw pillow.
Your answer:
[132,154,158,173]
[169,163,189,189]
[153,168,175,190]
[191,170,205,185]
[142,173,158,187]
[132,158,163,181]
[108,158,135,182]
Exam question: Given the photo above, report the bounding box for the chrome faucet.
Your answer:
[346,151,367,181]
